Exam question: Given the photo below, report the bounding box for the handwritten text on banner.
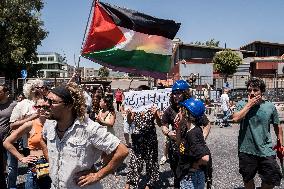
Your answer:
[124,89,171,112]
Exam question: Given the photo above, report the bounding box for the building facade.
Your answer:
[62,64,76,78]
[240,41,284,57]
[34,52,67,78]
[170,42,256,80]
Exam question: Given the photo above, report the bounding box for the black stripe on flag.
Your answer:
[99,2,180,40]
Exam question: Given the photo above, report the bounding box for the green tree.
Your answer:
[190,38,220,47]
[213,50,242,81]
[0,0,48,79]
[205,39,220,47]
[98,66,110,78]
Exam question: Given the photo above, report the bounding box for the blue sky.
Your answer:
[38,0,284,69]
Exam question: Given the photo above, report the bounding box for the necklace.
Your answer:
[56,126,69,133]
[56,119,75,133]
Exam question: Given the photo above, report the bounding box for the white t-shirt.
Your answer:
[10,99,36,147]
[220,93,229,111]
[83,91,92,107]
[10,99,36,123]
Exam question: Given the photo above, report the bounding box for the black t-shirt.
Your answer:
[177,126,211,178]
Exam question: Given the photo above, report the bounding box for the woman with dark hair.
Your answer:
[96,96,116,135]
[125,85,162,189]
[95,86,104,97]
[16,93,25,102]
[89,94,102,121]
[175,98,211,189]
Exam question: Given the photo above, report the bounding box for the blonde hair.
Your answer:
[23,79,44,99]
[66,82,86,122]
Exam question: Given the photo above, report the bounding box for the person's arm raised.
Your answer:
[232,95,262,123]
[10,113,39,130]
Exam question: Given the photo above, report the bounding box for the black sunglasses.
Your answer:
[34,105,49,110]
[35,86,45,89]
[44,97,64,106]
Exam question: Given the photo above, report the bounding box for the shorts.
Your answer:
[239,152,282,186]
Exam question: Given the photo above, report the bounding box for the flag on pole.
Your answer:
[81,1,180,79]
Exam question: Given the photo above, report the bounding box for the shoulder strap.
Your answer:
[103,111,111,121]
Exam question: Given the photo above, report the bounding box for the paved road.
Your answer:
[100,112,284,189]
[17,112,284,189]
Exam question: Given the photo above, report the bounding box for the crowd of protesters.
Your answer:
[0,76,284,189]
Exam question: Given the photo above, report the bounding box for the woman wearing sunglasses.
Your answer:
[4,98,51,189]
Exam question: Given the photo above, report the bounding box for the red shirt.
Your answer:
[115,91,123,102]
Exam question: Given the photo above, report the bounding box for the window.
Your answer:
[48,64,55,69]
[48,56,54,61]
[39,57,47,61]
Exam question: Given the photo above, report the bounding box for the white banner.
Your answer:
[124,88,171,112]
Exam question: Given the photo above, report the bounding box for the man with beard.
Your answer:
[42,82,128,189]
[161,80,212,189]
[0,84,17,189]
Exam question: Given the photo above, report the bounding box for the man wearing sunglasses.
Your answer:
[42,82,128,189]
[232,77,283,189]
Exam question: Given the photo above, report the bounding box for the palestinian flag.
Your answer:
[81,1,180,79]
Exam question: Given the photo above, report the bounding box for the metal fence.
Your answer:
[2,75,284,101]
[175,75,284,102]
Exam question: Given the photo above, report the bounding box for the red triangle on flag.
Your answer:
[82,2,126,54]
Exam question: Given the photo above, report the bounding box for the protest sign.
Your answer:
[124,88,171,112]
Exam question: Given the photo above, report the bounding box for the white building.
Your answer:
[76,67,99,80]
[33,52,67,78]
[62,64,76,78]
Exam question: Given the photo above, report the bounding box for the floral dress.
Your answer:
[126,110,159,188]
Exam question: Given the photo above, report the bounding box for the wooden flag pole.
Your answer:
[74,0,96,85]
[77,0,96,69]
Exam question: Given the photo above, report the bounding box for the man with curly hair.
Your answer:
[232,77,283,189]
[42,83,129,189]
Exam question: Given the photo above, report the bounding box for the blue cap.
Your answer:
[172,80,191,92]
[179,98,205,118]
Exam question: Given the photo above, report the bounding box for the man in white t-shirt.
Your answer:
[220,88,231,127]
